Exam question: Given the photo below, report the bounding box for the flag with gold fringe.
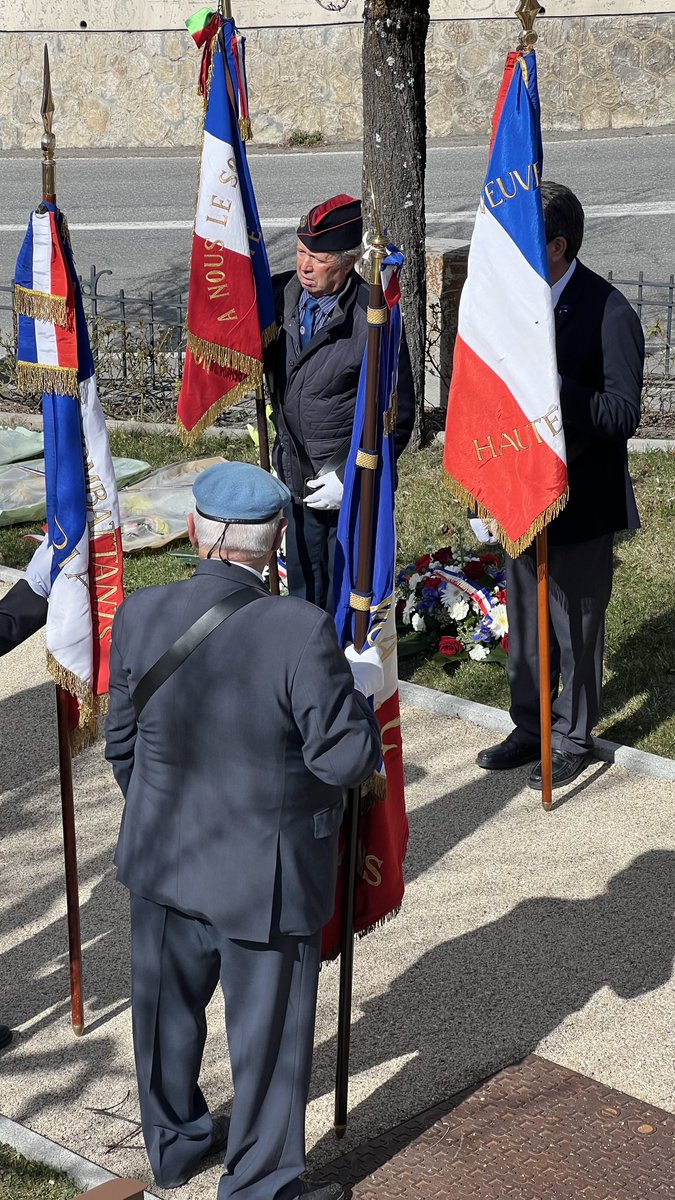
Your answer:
[14,202,124,752]
[321,247,408,961]
[443,49,567,556]
[177,7,275,442]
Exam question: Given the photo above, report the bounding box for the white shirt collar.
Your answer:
[551,257,577,309]
[228,560,265,582]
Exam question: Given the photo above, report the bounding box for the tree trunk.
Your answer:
[362,0,430,449]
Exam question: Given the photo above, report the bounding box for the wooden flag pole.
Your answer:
[255,386,280,596]
[514,3,553,812]
[334,229,388,1137]
[41,44,84,1034]
[536,531,554,812]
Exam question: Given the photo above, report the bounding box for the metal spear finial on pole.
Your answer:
[516,0,544,52]
[41,43,56,203]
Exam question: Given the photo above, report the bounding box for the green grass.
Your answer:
[0,1145,79,1200]
[1,431,673,758]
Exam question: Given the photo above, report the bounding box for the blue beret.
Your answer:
[193,461,291,524]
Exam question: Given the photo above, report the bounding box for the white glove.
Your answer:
[24,537,52,598]
[344,643,385,699]
[304,471,344,511]
[469,516,498,545]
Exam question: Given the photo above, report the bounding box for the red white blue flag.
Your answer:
[14,203,123,751]
[178,9,275,442]
[324,247,408,959]
[443,51,568,555]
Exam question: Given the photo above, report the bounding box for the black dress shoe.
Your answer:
[476,732,540,770]
[528,749,593,789]
[297,1184,346,1200]
[0,1025,12,1049]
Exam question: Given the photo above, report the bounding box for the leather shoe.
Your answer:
[528,750,593,789]
[0,1024,12,1049]
[476,732,540,771]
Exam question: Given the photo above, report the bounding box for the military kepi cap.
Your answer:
[193,461,291,524]
[297,194,362,253]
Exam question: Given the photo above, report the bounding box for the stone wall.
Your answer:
[0,15,673,150]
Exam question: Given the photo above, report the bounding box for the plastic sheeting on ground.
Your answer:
[0,457,151,527]
[0,427,45,466]
[119,456,227,552]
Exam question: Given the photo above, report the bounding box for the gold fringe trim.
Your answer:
[176,374,261,444]
[239,117,252,141]
[262,321,278,349]
[16,360,79,398]
[322,904,403,964]
[14,284,67,327]
[47,653,99,757]
[443,474,570,558]
[187,329,264,377]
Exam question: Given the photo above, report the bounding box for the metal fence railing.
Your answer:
[1,267,674,420]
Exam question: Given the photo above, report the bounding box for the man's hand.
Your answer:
[469,516,499,544]
[24,538,52,598]
[304,471,344,511]
[344,642,385,699]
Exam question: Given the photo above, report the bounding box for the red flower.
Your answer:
[502,634,510,654]
[416,553,432,572]
[425,573,445,588]
[479,552,500,567]
[395,598,405,621]
[438,636,464,657]
[463,559,485,580]
[434,547,454,566]
[495,588,508,605]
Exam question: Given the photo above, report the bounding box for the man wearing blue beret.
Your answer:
[265,193,415,612]
[105,461,381,1200]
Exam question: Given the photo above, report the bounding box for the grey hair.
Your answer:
[540,181,585,263]
[334,244,362,268]
[193,509,284,558]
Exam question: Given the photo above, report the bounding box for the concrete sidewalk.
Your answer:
[1,612,674,1198]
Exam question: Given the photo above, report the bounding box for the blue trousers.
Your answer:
[129,894,321,1200]
[285,500,339,613]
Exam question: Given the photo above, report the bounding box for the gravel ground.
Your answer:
[1,596,674,1198]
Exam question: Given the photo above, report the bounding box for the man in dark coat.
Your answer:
[265,193,415,612]
[477,182,644,788]
[0,547,50,1050]
[105,461,381,1200]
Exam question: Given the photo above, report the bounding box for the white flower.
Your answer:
[412,613,426,633]
[402,594,416,625]
[469,644,490,661]
[489,603,509,639]
[441,592,469,621]
[407,572,422,588]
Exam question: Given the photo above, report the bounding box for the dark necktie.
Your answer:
[299,296,320,350]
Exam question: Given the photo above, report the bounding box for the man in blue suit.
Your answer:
[105,461,381,1200]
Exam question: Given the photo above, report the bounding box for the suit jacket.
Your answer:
[550,260,644,545]
[0,580,47,657]
[265,269,415,500]
[105,559,381,941]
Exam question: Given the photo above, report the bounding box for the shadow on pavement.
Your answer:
[308,849,675,1184]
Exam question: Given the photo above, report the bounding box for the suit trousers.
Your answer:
[285,500,339,613]
[129,893,321,1200]
[505,533,614,755]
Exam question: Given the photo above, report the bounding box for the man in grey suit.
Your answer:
[105,461,381,1200]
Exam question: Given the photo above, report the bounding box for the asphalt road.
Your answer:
[1,130,674,320]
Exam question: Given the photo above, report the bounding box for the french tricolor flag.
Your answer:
[15,204,123,751]
[444,51,568,556]
[177,10,275,442]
